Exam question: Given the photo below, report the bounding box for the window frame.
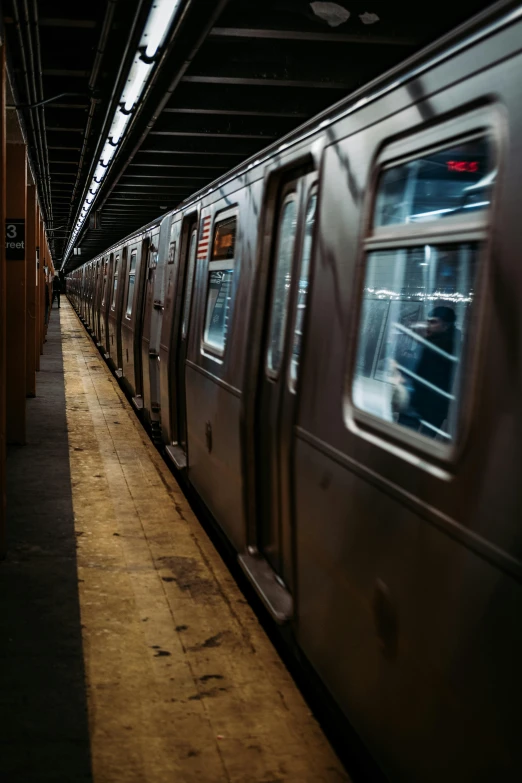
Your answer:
[168,219,177,264]
[265,189,299,381]
[201,207,239,361]
[345,109,502,466]
[110,254,120,310]
[181,226,198,342]
[125,248,138,320]
[101,256,110,308]
[287,183,318,393]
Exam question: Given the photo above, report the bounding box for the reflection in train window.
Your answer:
[111,255,119,309]
[212,216,236,260]
[289,192,317,390]
[203,214,237,356]
[353,245,477,441]
[203,270,234,352]
[374,137,493,227]
[267,196,298,376]
[354,133,495,445]
[125,250,137,318]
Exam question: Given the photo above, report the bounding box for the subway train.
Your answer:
[67,2,522,780]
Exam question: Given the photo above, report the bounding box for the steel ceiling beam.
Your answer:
[181,74,349,88]
[209,27,417,46]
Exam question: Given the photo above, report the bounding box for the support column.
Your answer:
[0,42,6,556]
[39,219,45,355]
[35,204,40,372]
[26,181,36,397]
[6,143,27,445]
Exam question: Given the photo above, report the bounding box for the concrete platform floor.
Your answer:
[0,300,349,783]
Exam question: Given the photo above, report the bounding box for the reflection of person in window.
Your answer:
[398,306,457,436]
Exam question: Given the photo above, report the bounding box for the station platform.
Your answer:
[0,300,349,783]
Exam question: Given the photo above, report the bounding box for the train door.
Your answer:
[242,171,317,621]
[140,231,160,424]
[114,248,126,373]
[166,214,198,469]
[131,236,152,407]
[107,249,122,370]
[100,253,113,355]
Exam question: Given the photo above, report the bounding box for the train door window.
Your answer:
[267,194,298,376]
[202,212,237,356]
[289,190,317,390]
[352,133,495,446]
[111,255,119,309]
[181,227,198,340]
[101,259,108,306]
[125,249,137,318]
[168,221,176,264]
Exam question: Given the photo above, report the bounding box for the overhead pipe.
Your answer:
[20,0,52,222]
[8,91,86,109]
[10,0,50,222]
[66,0,119,259]
[32,0,56,244]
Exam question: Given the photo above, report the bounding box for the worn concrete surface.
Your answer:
[0,307,93,782]
[1,299,349,783]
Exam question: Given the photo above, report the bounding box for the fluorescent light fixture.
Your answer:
[121,57,151,112]
[93,164,105,182]
[100,141,117,166]
[109,109,132,144]
[142,0,182,58]
[64,0,183,262]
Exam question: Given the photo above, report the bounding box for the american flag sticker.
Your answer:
[197,215,211,260]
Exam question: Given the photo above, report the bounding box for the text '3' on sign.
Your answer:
[5,219,26,260]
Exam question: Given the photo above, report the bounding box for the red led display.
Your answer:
[447,160,479,173]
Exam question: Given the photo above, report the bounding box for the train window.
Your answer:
[168,221,177,264]
[101,260,108,306]
[374,137,493,227]
[111,255,119,310]
[353,244,476,441]
[202,214,237,355]
[353,133,495,447]
[267,195,298,377]
[125,250,137,318]
[289,191,317,390]
[181,228,198,340]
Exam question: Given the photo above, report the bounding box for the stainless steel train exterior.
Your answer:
[67,3,522,779]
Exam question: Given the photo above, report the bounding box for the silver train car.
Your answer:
[68,3,522,779]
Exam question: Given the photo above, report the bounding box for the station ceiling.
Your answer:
[3,0,499,271]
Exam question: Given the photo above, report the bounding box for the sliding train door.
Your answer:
[241,170,317,621]
[165,213,198,470]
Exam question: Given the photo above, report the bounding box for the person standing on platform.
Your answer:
[52,274,61,309]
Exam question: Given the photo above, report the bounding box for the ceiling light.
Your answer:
[63,0,183,263]
[100,141,117,167]
[109,109,132,145]
[121,58,152,113]
[141,0,182,58]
